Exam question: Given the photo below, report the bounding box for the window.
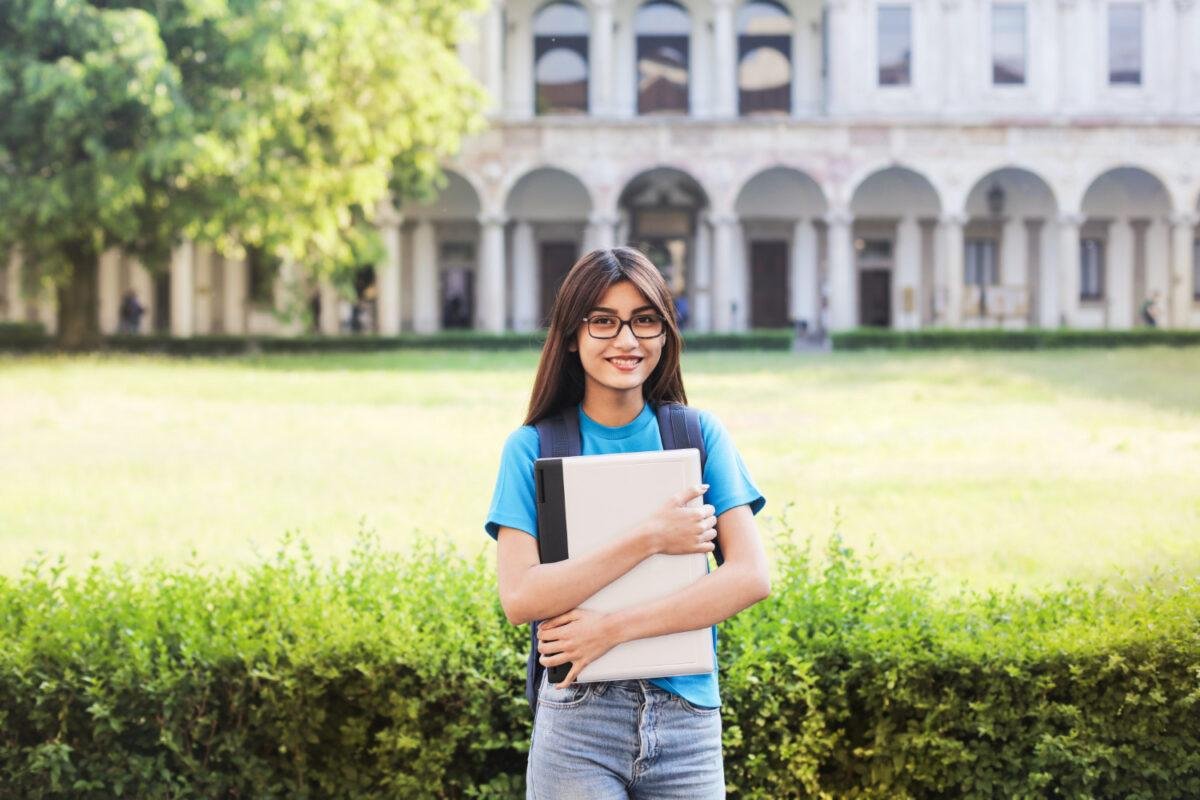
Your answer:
[965,239,999,285]
[1108,3,1142,85]
[534,1,590,115]
[737,0,793,115]
[635,0,690,114]
[992,3,1026,85]
[1080,238,1105,300]
[877,5,911,86]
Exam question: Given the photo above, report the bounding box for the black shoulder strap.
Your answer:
[526,405,582,716]
[654,401,721,567]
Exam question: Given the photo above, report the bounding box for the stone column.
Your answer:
[505,7,533,118]
[693,213,713,332]
[1037,218,1059,328]
[1001,215,1027,326]
[223,258,247,334]
[130,259,155,332]
[938,213,966,327]
[1057,213,1084,328]
[412,218,439,334]
[169,241,195,337]
[377,206,404,335]
[193,244,214,334]
[478,213,508,333]
[318,277,340,335]
[824,209,855,331]
[733,220,748,330]
[98,249,122,335]
[584,213,618,252]
[1108,217,1134,329]
[37,287,57,335]
[791,217,819,331]
[713,0,737,117]
[591,0,614,115]
[1169,212,1198,328]
[710,214,737,332]
[823,0,850,114]
[485,0,505,114]
[1144,216,1170,324]
[511,220,538,332]
[895,215,921,330]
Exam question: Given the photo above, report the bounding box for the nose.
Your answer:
[615,321,640,346]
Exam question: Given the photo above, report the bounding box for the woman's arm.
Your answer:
[534,504,770,687]
[496,523,657,625]
[604,504,771,641]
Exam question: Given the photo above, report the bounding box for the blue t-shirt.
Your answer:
[484,399,766,708]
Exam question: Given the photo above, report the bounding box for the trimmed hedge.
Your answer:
[2,521,1197,799]
[0,329,794,355]
[832,327,1200,351]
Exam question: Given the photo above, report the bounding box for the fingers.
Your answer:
[672,483,709,506]
[556,662,584,688]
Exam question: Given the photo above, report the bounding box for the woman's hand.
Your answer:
[537,608,622,688]
[640,483,718,556]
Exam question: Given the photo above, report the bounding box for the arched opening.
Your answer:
[1079,167,1172,329]
[505,167,593,328]
[534,2,590,115]
[737,0,792,115]
[635,1,690,115]
[962,167,1057,328]
[619,168,708,328]
[735,167,828,330]
[849,166,942,329]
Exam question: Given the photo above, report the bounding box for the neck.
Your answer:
[581,383,645,427]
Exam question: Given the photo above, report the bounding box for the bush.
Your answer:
[833,327,1200,351]
[1,520,1197,798]
[0,321,49,351]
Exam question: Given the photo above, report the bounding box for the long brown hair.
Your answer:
[523,247,687,426]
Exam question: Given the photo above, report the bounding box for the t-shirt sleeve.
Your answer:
[484,425,540,541]
[698,409,766,518]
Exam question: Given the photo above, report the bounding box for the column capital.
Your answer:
[710,213,739,227]
[587,212,620,227]
[590,0,614,10]
[938,212,968,227]
[1174,0,1195,13]
[1057,211,1086,227]
[376,205,404,229]
[477,212,508,228]
[1169,211,1199,227]
[823,209,854,227]
[712,0,735,9]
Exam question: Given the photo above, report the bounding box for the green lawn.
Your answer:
[1,347,1197,595]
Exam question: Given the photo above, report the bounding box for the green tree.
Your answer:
[0,0,486,349]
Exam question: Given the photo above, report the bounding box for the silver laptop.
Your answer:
[535,447,714,683]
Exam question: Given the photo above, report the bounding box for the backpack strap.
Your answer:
[527,405,582,716]
[654,401,722,567]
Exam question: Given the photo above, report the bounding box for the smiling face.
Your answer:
[568,279,666,403]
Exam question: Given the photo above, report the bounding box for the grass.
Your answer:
[1,346,1197,596]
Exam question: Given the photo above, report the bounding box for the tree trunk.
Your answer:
[56,242,102,352]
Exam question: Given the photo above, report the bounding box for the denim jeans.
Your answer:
[526,671,725,799]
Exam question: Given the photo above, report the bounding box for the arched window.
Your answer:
[635,0,690,115]
[737,0,792,115]
[534,1,590,114]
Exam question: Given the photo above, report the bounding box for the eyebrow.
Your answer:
[589,305,656,313]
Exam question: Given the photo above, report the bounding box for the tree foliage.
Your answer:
[0,0,486,341]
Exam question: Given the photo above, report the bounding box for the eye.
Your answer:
[635,315,657,324]
[591,315,616,325]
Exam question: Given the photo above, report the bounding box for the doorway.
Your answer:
[750,240,789,328]
[539,241,578,326]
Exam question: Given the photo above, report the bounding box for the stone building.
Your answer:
[4,0,1199,335]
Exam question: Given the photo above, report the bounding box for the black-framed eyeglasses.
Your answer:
[581,312,666,339]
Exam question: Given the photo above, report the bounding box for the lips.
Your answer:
[607,356,643,370]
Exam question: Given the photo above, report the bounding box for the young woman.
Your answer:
[483,247,771,799]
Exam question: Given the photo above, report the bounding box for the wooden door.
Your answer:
[750,240,789,328]
[539,242,578,326]
[859,269,892,327]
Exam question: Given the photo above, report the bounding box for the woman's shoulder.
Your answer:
[501,424,540,461]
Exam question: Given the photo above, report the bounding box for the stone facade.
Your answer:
[3,0,1198,335]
